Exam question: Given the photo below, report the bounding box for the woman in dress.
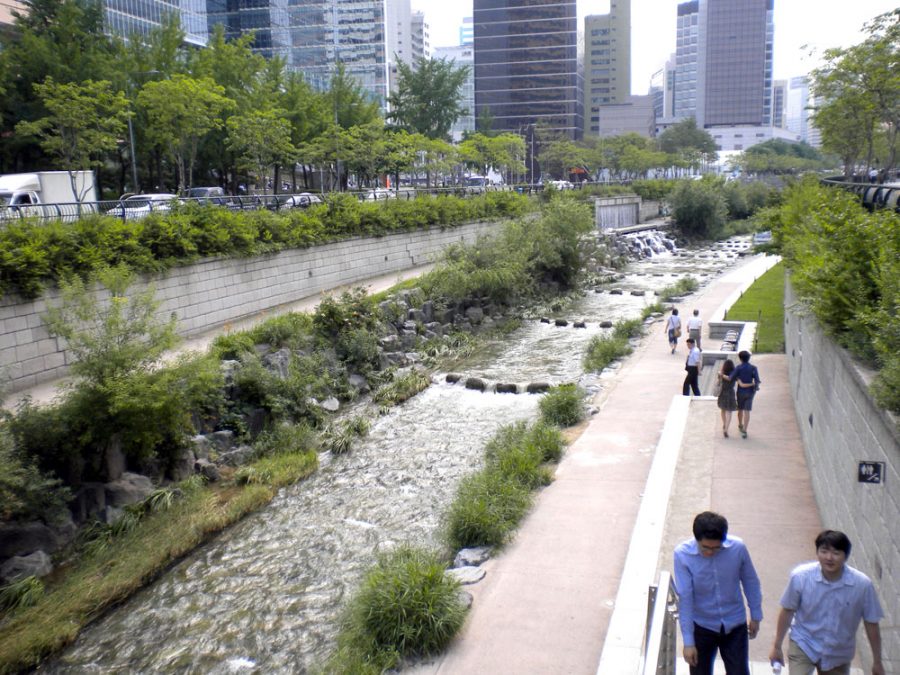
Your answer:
[664,308,681,354]
[717,358,738,437]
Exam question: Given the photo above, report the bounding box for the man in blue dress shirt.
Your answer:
[674,511,763,674]
[769,530,884,675]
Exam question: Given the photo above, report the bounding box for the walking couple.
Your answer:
[716,351,760,438]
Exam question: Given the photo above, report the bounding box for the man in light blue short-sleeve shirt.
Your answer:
[770,530,884,675]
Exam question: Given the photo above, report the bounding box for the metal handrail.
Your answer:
[641,570,679,675]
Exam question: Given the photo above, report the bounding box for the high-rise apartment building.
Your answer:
[583,0,631,136]
[410,10,429,61]
[432,44,475,140]
[473,0,582,140]
[386,0,412,66]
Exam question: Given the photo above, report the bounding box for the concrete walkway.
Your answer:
[412,254,830,675]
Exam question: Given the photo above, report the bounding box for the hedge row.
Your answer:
[0,191,530,299]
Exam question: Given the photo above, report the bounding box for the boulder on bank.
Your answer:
[0,522,59,560]
[105,473,154,508]
[0,550,53,583]
[453,546,492,568]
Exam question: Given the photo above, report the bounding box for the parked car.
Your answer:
[279,193,323,209]
[363,188,396,201]
[118,193,178,220]
[547,180,573,190]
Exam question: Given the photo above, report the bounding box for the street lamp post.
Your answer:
[127,115,139,193]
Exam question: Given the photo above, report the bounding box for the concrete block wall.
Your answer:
[0,220,502,393]
[784,280,899,673]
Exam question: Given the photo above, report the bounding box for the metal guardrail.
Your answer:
[821,177,900,212]
[0,179,642,226]
[641,570,679,675]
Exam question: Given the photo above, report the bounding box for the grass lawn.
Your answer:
[724,261,785,353]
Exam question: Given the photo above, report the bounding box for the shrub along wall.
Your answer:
[0,219,505,393]
[784,279,898,674]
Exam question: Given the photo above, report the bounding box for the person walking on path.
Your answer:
[665,308,682,354]
[688,309,703,350]
[683,337,702,396]
[733,350,760,438]
[716,358,738,437]
[674,512,763,675]
[769,530,884,675]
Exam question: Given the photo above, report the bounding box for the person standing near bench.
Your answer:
[674,511,763,675]
[769,530,884,675]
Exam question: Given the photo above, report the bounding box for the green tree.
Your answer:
[44,265,177,386]
[388,57,469,140]
[15,78,129,202]
[538,138,586,180]
[328,62,382,130]
[0,0,118,170]
[657,118,718,171]
[809,9,899,177]
[137,75,234,192]
[226,110,297,193]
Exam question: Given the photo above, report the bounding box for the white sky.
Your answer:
[411,0,897,93]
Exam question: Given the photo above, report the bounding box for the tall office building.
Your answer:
[670,0,778,150]
[107,0,208,46]
[432,44,475,140]
[583,0,631,136]
[699,0,773,127]
[786,76,811,142]
[672,1,699,121]
[459,16,473,46]
[277,0,390,106]
[206,0,287,57]
[772,79,786,128]
[473,0,582,140]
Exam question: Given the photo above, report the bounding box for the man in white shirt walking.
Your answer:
[683,337,702,396]
[687,309,703,350]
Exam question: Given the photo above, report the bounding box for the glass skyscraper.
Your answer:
[105,0,209,46]
[473,0,583,140]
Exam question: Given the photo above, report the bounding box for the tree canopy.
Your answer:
[809,9,899,177]
[388,57,469,141]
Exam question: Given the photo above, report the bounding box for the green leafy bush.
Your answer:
[538,384,585,427]
[658,276,699,301]
[613,318,644,340]
[670,179,728,239]
[0,428,70,523]
[484,422,552,489]
[772,179,899,412]
[0,193,531,300]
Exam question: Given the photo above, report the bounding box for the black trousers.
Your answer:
[683,365,700,396]
[690,623,750,675]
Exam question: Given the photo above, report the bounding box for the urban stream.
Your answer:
[46,234,750,673]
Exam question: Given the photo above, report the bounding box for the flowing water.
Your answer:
[46,233,750,674]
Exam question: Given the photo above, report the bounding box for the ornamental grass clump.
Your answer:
[538,383,585,427]
[445,469,533,550]
[484,422,552,489]
[330,546,467,671]
[583,333,632,373]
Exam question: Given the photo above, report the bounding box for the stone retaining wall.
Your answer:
[784,279,898,673]
[0,220,503,393]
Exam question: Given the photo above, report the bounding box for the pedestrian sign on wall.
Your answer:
[857,462,885,484]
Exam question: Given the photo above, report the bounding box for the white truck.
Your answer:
[0,170,98,222]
